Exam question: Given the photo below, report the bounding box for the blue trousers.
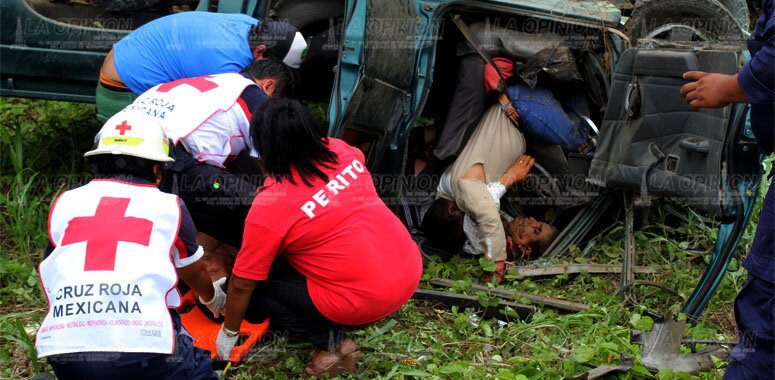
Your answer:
[724,181,775,380]
[47,311,218,380]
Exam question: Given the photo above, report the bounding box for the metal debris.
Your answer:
[430,278,589,313]
[507,264,657,277]
[412,288,534,320]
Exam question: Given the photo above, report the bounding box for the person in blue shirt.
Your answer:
[680,2,773,378]
[96,11,307,122]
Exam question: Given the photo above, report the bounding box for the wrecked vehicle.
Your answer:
[0,0,763,370]
[325,0,759,326]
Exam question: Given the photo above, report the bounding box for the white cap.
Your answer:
[282,31,307,69]
[85,110,174,163]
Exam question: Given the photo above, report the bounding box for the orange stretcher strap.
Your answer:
[99,69,129,89]
[498,92,520,126]
[177,292,269,363]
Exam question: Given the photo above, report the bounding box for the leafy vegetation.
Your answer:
[0,98,98,379]
[0,98,770,379]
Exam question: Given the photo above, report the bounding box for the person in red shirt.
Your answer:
[216,99,423,376]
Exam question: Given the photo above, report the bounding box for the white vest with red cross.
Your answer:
[121,72,256,167]
[36,179,182,357]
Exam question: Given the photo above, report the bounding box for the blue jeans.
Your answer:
[507,83,588,152]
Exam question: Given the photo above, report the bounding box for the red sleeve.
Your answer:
[232,220,284,281]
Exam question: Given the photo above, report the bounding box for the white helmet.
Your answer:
[85,110,174,163]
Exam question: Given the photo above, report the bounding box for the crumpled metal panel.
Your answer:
[476,0,621,26]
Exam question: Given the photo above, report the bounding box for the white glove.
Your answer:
[199,277,227,318]
[216,325,239,360]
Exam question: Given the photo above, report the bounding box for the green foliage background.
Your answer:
[0,99,99,378]
[1,2,769,379]
[0,98,770,379]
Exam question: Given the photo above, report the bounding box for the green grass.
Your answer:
[0,98,99,378]
[0,98,769,379]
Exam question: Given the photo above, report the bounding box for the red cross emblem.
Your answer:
[115,120,132,136]
[61,197,153,271]
[157,75,218,93]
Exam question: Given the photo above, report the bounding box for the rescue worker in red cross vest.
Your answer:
[35,110,226,380]
[114,58,290,285]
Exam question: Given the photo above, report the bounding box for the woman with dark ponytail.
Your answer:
[249,98,337,186]
[216,99,422,376]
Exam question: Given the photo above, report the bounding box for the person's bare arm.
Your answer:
[177,260,214,302]
[223,274,259,332]
[497,155,535,188]
[461,155,535,188]
[680,72,748,110]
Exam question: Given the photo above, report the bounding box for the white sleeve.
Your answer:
[486,181,507,208]
[171,245,204,269]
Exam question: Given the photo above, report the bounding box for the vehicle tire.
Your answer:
[625,0,745,45]
[717,0,751,31]
[90,0,164,11]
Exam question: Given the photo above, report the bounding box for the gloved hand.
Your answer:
[216,325,239,360]
[199,277,227,318]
